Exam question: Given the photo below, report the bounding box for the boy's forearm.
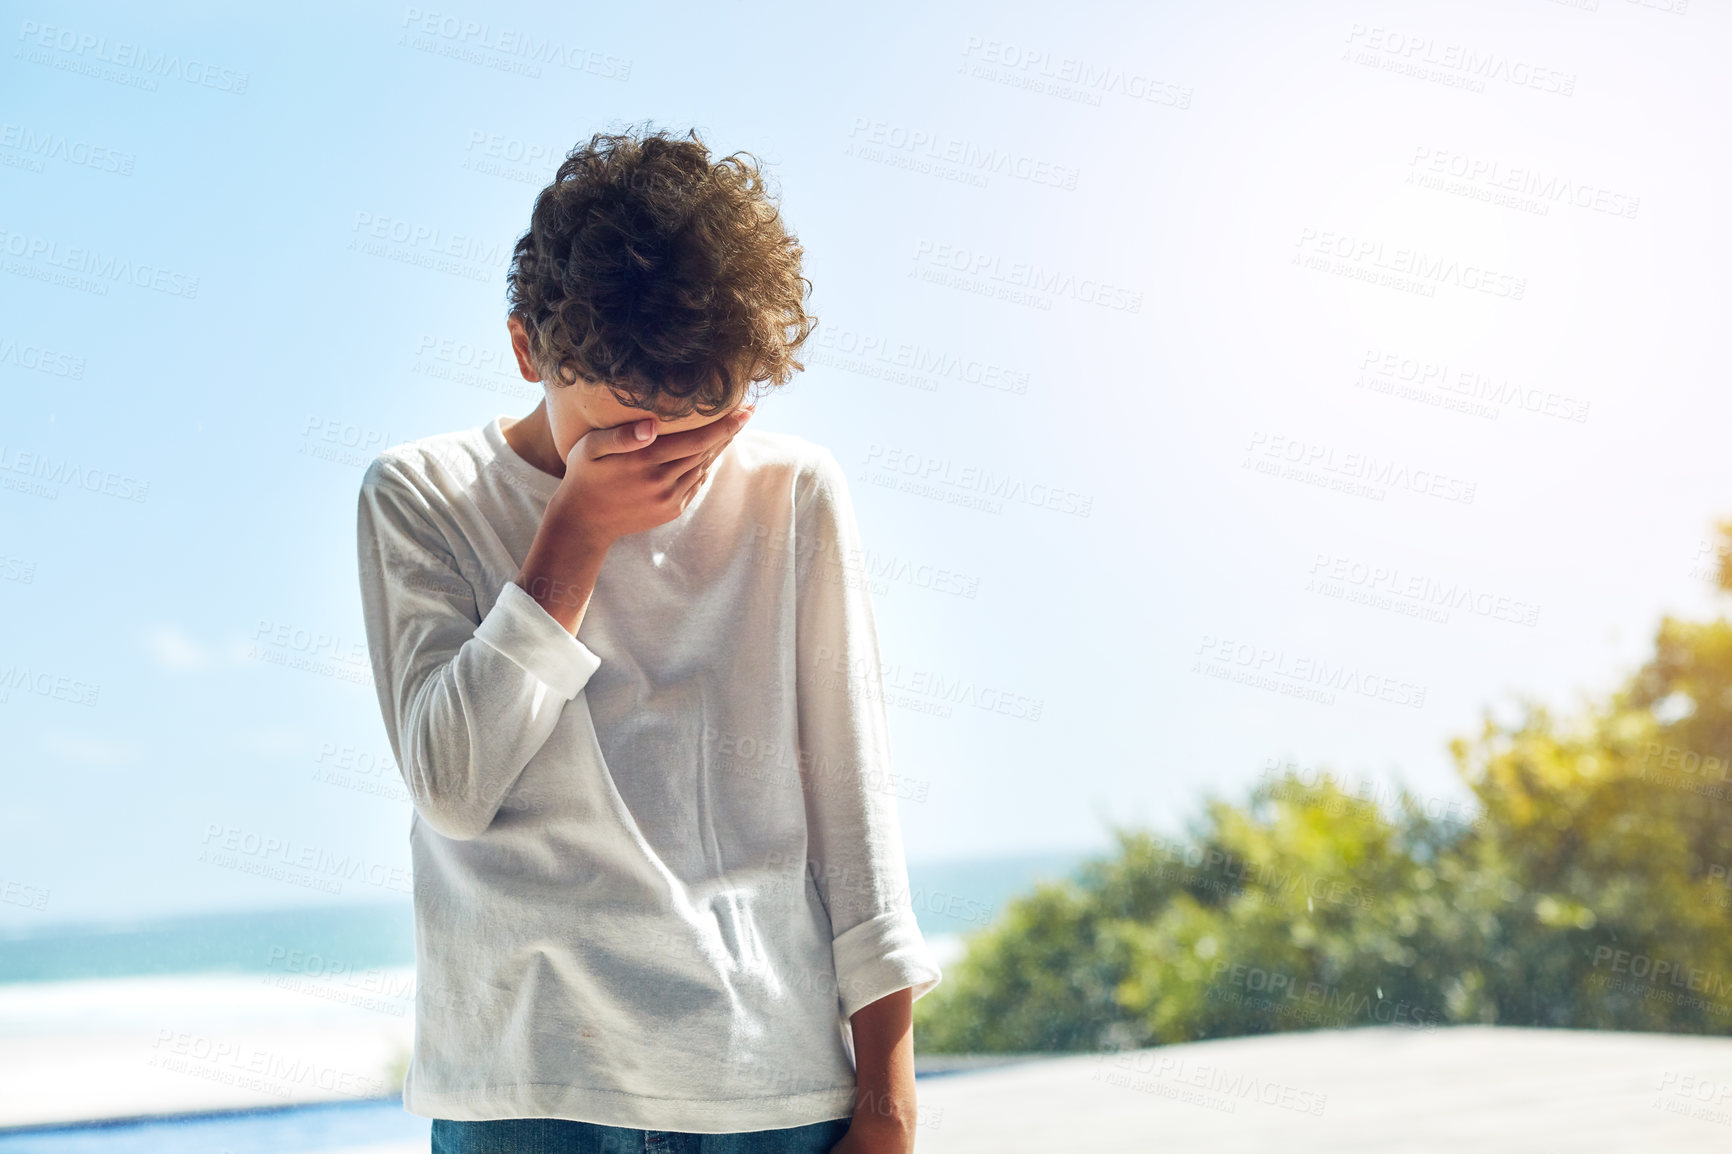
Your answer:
[848,987,916,1142]
[514,526,609,635]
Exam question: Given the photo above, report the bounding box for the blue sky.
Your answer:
[3,0,1728,930]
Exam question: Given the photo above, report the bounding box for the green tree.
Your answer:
[913,524,1732,1051]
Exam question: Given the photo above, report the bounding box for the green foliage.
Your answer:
[913,529,1732,1052]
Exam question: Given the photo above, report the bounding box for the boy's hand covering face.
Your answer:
[586,404,754,462]
[548,405,755,545]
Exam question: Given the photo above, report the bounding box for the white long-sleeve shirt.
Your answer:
[353,415,941,1132]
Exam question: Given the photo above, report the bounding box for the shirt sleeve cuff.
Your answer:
[473,580,602,700]
[832,907,944,1021]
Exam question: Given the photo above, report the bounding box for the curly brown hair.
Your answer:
[505,124,816,420]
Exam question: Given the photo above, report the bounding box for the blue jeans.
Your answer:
[430,1115,853,1153]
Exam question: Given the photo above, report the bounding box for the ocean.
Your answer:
[0,851,1094,985]
[0,850,1096,1139]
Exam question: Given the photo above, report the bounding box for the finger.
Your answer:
[636,406,755,467]
[670,451,710,494]
[654,425,744,484]
[581,416,664,461]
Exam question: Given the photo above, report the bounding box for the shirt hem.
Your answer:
[832,907,945,1020]
[474,580,602,699]
[403,1082,859,1133]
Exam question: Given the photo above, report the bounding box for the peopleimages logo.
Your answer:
[1588,946,1732,1018]
[1139,836,1378,910]
[910,239,1143,313]
[1406,147,1639,220]
[1343,23,1576,96]
[1356,347,1590,424]
[15,19,250,94]
[1193,632,1427,710]
[1093,1050,1329,1117]
[862,442,1094,518]
[0,333,85,378]
[846,117,1080,190]
[808,324,1030,398]
[398,7,631,80]
[0,225,200,299]
[0,123,136,175]
[1307,552,1541,628]
[1209,962,1442,1028]
[957,35,1193,109]
[1294,227,1525,301]
[0,662,100,707]
[1243,431,1477,505]
[0,443,149,502]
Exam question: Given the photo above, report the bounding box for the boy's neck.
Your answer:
[501,402,566,479]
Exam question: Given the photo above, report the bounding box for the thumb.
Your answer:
[570,418,657,466]
[608,418,658,453]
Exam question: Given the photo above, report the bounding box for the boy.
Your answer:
[355,125,942,1154]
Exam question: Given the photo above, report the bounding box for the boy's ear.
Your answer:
[506,314,540,383]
